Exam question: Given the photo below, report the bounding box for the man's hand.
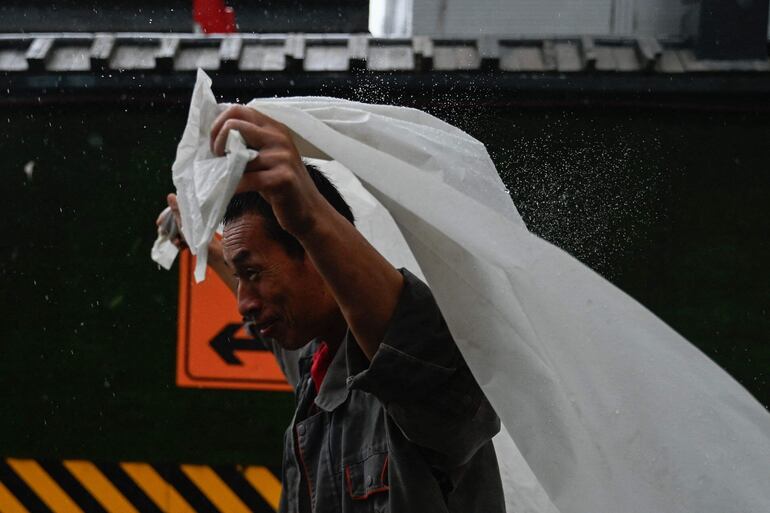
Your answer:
[209,105,332,238]
[155,192,237,294]
[156,193,187,249]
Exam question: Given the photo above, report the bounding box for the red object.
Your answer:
[311,341,334,393]
[193,0,237,33]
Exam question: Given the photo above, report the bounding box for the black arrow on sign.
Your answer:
[210,323,269,365]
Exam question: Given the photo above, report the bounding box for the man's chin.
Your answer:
[275,335,314,352]
[251,323,313,351]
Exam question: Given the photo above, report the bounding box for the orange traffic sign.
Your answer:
[176,249,292,391]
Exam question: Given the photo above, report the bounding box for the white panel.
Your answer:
[391,0,702,38]
[0,49,27,71]
[412,0,613,37]
[611,0,635,35]
[370,0,413,37]
[48,47,90,72]
[634,0,692,37]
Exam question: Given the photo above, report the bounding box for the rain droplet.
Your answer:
[24,161,35,180]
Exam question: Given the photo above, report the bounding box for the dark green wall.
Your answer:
[1,100,767,466]
[471,106,770,407]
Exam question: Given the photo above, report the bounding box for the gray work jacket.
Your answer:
[268,269,505,513]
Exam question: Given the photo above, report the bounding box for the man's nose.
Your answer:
[237,284,262,318]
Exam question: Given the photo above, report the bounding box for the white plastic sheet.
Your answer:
[161,70,770,513]
[167,70,258,281]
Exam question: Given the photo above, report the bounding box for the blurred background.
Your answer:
[0,1,768,512]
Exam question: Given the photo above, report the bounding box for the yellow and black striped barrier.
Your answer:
[0,458,281,513]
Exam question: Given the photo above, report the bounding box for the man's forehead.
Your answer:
[222,214,269,262]
[228,247,251,266]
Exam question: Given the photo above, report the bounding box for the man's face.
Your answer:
[222,213,343,350]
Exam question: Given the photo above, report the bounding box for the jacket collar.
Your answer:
[314,334,351,412]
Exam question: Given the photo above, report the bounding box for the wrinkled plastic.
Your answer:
[306,158,426,282]
[160,69,257,281]
[163,70,770,513]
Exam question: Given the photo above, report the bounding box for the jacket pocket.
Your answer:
[344,451,389,502]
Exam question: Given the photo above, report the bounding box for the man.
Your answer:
[161,105,505,512]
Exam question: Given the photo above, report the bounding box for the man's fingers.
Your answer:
[234,168,282,195]
[162,192,186,242]
[210,105,259,150]
[172,236,188,250]
[211,118,273,157]
[166,194,181,223]
[210,105,278,153]
[210,105,289,154]
[240,148,295,173]
[166,193,178,211]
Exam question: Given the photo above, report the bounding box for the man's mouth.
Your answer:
[258,320,277,338]
[245,318,279,338]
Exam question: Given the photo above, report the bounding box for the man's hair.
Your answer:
[222,163,355,258]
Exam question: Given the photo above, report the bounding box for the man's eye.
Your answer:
[233,269,260,282]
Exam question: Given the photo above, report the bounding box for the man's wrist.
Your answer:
[288,197,339,244]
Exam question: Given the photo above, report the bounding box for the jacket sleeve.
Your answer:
[345,269,500,468]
